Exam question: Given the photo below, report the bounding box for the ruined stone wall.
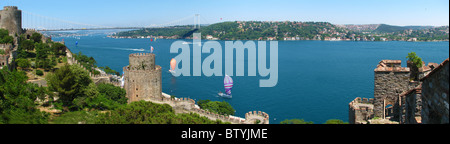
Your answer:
[0,6,22,35]
[156,96,270,124]
[421,59,449,124]
[349,97,374,124]
[0,44,12,67]
[124,53,162,103]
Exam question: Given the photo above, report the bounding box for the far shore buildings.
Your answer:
[349,58,449,124]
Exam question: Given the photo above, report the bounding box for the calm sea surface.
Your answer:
[48,30,449,124]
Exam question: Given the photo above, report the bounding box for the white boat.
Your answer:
[182,42,192,45]
[218,92,232,98]
[169,69,176,75]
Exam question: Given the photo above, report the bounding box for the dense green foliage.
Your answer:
[0,68,49,124]
[46,64,93,110]
[15,32,62,71]
[280,119,314,124]
[406,52,423,68]
[406,52,423,81]
[324,119,348,124]
[197,100,235,116]
[99,66,120,76]
[30,32,42,43]
[113,22,449,41]
[46,64,127,111]
[280,118,348,124]
[95,101,228,124]
[73,51,98,73]
[114,26,194,39]
[0,29,14,44]
[51,110,100,124]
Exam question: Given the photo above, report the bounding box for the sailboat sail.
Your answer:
[224,75,233,95]
[170,58,176,71]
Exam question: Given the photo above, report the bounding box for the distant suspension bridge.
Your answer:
[21,10,209,31]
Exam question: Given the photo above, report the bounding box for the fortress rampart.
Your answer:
[0,6,22,35]
[123,53,162,103]
[154,96,269,124]
[122,52,269,124]
[350,58,448,124]
[349,97,374,124]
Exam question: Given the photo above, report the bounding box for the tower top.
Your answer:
[3,6,19,10]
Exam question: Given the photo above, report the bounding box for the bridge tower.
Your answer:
[194,14,200,29]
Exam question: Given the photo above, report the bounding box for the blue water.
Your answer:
[48,30,449,124]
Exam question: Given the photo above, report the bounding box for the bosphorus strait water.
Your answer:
[49,30,449,124]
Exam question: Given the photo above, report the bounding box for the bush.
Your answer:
[324,119,348,124]
[280,119,314,124]
[36,70,44,76]
[95,101,229,124]
[197,100,235,116]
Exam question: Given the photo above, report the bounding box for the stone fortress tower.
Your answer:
[123,53,162,103]
[349,59,448,124]
[0,6,22,35]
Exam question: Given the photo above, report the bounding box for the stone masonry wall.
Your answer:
[421,59,449,124]
[399,87,422,124]
[374,71,411,119]
[0,6,22,35]
[124,53,162,103]
[349,97,374,124]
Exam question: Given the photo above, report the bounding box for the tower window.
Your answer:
[136,95,138,97]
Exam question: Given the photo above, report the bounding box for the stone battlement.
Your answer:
[3,6,18,10]
[127,53,156,71]
[349,97,374,124]
[0,43,12,48]
[374,60,410,72]
[129,53,155,57]
[154,95,269,124]
[123,65,161,73]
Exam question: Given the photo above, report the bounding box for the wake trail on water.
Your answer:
[80,45,147,52]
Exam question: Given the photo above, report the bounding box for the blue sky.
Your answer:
[3,0,449,27]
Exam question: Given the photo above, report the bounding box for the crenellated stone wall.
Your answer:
[153,96,270,124]
[349,97,374,124]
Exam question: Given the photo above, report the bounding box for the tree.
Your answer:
[197,100,235,116]
[0,28,14,44]
[0,68,49,124]
[406,52,423,81]
[20,40,35,51]
[95,101,229,124]
[30,32,42,43]
[51,42,67,56]
[46,64,92,110]
[406,52,423,68]
[15,58,31,70]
